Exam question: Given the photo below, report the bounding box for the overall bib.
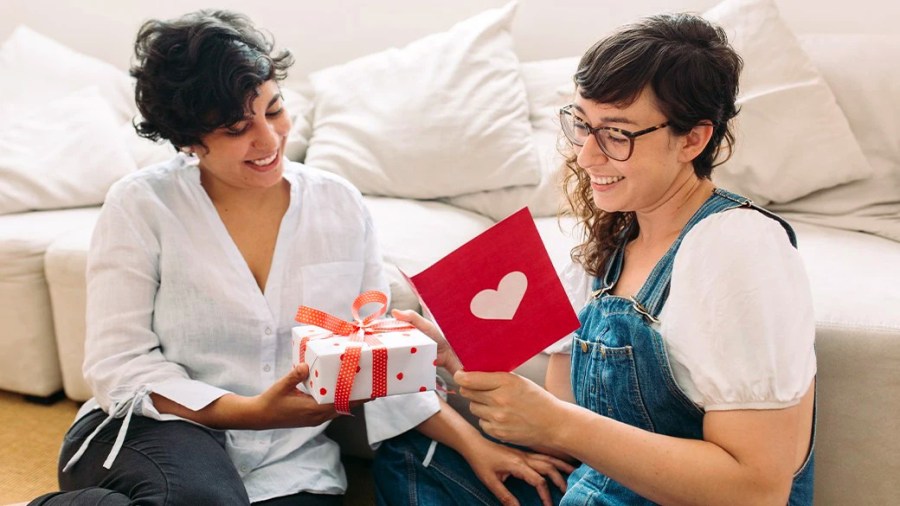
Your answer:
[564,188,815,505]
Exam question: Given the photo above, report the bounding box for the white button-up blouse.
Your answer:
[66,154,439,502]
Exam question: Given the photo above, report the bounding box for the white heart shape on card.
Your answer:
[470,271,528,320]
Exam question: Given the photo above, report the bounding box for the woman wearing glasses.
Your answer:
[380,12,816,506]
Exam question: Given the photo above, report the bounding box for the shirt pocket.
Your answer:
[300,261,366,317]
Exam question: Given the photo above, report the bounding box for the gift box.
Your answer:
[292,291,436,413]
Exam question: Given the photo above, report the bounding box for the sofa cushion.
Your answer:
[305,2,541,199]
[769,34,900,242]
[0,25,135,123]
[0,207,100,397]
[0,88,137,215]
[443,57,579,221]
[703,0,872,205]
[785,221,900,504]
[45,228,95,401]
[363,196,495,311]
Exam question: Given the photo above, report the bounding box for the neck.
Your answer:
[632,172,714,246]
[200,171,288,211]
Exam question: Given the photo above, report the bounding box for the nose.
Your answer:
[251,118,282,152]
[576,132,609,171]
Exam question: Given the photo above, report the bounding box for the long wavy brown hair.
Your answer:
[562,13,743,277]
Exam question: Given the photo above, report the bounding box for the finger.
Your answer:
[454,370,510,391]
[457,386,496,406]
[528,458,568,493]
[467,400,491,421]
[533,453,576,474]
[481,475,519,506]
[391,309,436,333]
[282,363,310,392]
[510,465,552,506]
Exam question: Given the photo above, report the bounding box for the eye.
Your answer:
[265,107,284,118]
[571,116,591,134]
[224,120,250,136]
[600,129,629,144]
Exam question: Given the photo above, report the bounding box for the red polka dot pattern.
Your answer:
[372,346,388,399]
[320,387,327,395]
[334,344,362,414]
[293,291,429,412]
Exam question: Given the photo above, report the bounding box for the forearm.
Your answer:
[150,392,266,430]
[414,397,485,458]
[551,403,790,506]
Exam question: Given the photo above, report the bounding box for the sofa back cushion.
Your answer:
[0,88,137,214]
[304,2,541,200]
[769,34,900,242]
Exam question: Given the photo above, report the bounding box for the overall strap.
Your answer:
[590,216,640,297]
[635,188,795,319]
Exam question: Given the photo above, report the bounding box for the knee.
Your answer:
[159,476,249,506]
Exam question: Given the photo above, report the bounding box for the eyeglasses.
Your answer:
[559,105,669,161]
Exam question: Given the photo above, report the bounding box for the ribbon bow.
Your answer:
[295,291,414,414]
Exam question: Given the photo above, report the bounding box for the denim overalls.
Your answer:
[564,188,815,505]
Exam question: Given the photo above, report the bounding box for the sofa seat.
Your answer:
[22,199,900,504]
[0,207,100,397]
[782,219,900,504]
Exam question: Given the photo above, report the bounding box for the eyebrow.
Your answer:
[571,104,637,126]
[240,93,283,121]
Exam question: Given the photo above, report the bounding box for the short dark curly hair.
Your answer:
[130,9,294,150]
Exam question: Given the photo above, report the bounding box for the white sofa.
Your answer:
[1,0,898,504]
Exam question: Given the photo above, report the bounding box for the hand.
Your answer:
[463,438,574,506]
[251,363,347,428]
[392,308,463,375]
[455,370,565,448]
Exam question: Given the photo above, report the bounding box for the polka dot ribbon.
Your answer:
[295,291,414,414]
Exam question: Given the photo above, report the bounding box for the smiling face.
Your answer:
[572,86,697,215]
[192,80,291,195]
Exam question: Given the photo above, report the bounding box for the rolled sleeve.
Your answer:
[364,391,440,447]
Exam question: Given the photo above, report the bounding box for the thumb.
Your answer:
[391,308,418,323]
[286,363,310,386]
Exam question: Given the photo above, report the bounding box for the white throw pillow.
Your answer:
[444,57,579,221]
[0,26,135,124]
[769,34,900,242]
[281,86,314,163]
[704,0,872,205]
[0,88,137,215]
[304,2,541,199]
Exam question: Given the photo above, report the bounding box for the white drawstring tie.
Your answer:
[63,388,148,472]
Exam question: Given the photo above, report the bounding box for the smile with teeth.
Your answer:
[594,175,624,185]
[249,152,277,166]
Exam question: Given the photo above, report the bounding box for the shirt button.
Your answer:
[263,364,272,372]
[581,341,589,353]
[265,327,272,335]
[240,465,248,473]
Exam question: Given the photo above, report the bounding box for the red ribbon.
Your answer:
[295,291,414,414]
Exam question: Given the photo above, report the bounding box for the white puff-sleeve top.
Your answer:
[546,210,817,411]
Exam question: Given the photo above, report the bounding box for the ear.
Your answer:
[677,122,714,164]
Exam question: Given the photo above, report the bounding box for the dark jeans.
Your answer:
[29,409,341,506]
[373,430,564,506]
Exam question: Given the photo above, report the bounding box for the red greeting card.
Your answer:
[402,208,580,372]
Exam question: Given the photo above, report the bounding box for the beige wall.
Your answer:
[1,0,896,83]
